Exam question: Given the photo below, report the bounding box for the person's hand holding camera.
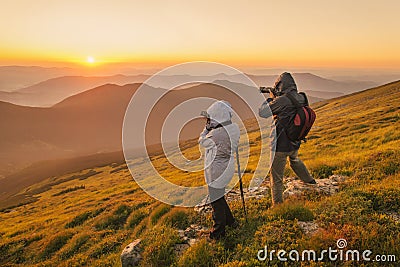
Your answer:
[206,118,212,131]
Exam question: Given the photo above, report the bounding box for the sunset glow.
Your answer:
[87,56,95,64]
[0,1,399,69]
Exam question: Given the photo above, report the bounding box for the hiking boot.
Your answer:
[209,230,225,240]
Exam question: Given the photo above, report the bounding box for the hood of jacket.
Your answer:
[274,72,297,95]
[206,100,233,128]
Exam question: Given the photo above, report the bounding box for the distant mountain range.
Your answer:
[247,73,377,94]
[0,72,377,107]
[0,83,140,177]
[0,75,148,107]
[0,66,77,91]
[0,82,258,176]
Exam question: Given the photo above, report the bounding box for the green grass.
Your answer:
[94,204,133,230]
[126,209,147,229]
[177,239,224,267]
[159,208,194,229]
[141,225,180,266]
[58,233,91,260]
[311,164,337,179]
[52,185,85,196]
[65,207,105,228]
[40,232,74,260]
[150,204,171,225]
[88,234,125,259]
[269,201,315,221]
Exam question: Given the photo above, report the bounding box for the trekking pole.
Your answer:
[235,147,247,222]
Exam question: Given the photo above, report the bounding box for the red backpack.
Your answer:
[285,92,316,142]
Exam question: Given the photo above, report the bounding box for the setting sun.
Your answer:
[87,56,95,64]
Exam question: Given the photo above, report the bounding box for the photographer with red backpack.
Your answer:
[259,72,317,206]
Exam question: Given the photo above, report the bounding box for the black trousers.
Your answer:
[208,187,235,238]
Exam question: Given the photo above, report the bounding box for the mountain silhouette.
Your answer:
[0,82,253,176]
[0,66,76,91]
[0,73,377,107]
[0,83,141,176]
[247,73,377,94]
[0,75,149,107]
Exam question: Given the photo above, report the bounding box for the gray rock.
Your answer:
[184,226,197,239]
[194,176,348,214]
[177,224,210,249]
[188,238,199,246]
[177,229,185,238]
[121,239,142,267]
[330,175,346,183]
[298,221,320,235]
[283,175,348,199]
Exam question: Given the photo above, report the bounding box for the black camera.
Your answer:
[259,86,275,94]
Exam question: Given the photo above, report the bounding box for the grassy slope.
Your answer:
[0,81,399,266]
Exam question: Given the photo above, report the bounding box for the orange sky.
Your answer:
[1,0,399,69]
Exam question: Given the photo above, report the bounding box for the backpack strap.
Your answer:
[299,92,309,106]
[285,92,309,107]
[285,92,301,108]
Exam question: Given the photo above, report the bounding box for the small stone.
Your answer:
[188,238,199,246]
[121,239,142,267]
[184,227,196,239]
[330,175,347,183]
[178,230,185,238]
[298,221,319,235]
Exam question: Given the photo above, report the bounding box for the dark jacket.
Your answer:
[259,72,307,152]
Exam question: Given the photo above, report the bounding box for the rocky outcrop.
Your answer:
[195,175,348,214]
[297,221,320,235]
[283,175,347,198]
[121,239,142,267]
[173,223,210,258]
[177,224,209,246]
[173,224,210,255]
